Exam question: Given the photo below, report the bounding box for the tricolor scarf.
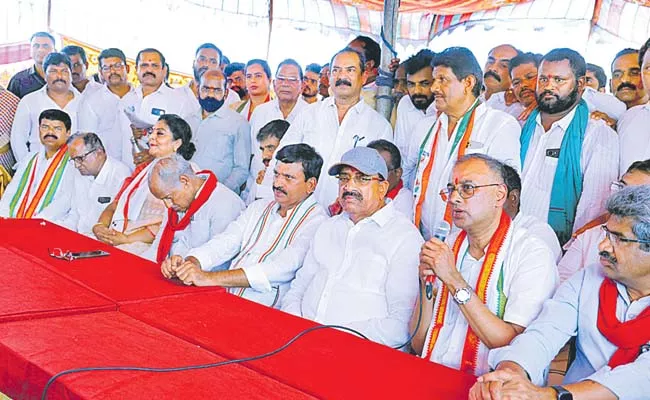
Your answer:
[413,99,481,230]
[422,211,512,376]
[112,161,154,233]
[229,195,319,307]
[9,146,69,218]
[156,171,218,264]
[520,99,588,245]
[597,278,650,368]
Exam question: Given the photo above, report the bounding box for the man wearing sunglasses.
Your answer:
[472,184,650,400]
[282,146,423,348]
[411,153,558,376]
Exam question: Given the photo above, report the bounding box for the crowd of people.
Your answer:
[0,30,649,399]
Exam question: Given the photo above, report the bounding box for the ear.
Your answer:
[495,183,508,205]
[394,167,403,181]
[609,79,614,94]
[576,75,586,93]
[179,174,191,187]
[125,64,131,74]
[464,75,477,95]
[306,177,318,193]
[379,179,390,198]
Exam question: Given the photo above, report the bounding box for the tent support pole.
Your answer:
[376,0,399,121]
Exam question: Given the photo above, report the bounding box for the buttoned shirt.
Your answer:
[558,224,603,282]
[10,85,81,163]
[0,149,78,221]
[264,97,393,207]
[617,103,650,175]
[146,180,245,267]
[190,106,251,193]
[403,103,521,240]
[394,95,437,159]
[128,83,196,131]
[282,203,423,347]
[59,156,131,236]
[520,107,619,238]
[187,198,327,307]
[7,65,46,99]
[489,264,650,399]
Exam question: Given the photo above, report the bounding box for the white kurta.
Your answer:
[394,95,437,160]
[10,86,81,163]
[263,97,393,207]
[617,103,650,175]
[403,103,521,240]
[0,149,78,221]
[59,156,131,236]
[519,108,619,238]
[389,186,414,221]
[186,198,327,307]
[558,224,603,283]
[282,203,423,348]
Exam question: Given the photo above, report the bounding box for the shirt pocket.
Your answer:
[345,252,388,294]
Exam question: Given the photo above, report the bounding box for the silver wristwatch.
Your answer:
[453,287,472,305]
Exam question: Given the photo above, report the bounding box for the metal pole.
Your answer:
[376,0,399,121]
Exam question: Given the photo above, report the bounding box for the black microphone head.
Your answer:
[433,220,451,242]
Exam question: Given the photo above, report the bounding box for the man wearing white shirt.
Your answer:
[77,48,138,165]
[282,147,422,348]
[609,48,648,110]
[166,144,327,309]
[267,47,392,209]
[147,155,244,267]
[190,70,250,194]
[11,52,81,163]
[519,48,619,246]
[302,63,321,104]
[403,47,521,241]
[59,132,130,236]
[483,44,520,104]
[245,120,290,205]
[394,49,436,159]
[1,109,77,221]
[411,154,557,376]
[61,45,102,94]
[618,38,650,175]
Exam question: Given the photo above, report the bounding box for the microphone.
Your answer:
[425,221,451,300]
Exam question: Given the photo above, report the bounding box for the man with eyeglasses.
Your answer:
[7,32,56,99]
[61,45,101,94]
[11,52,81,163]
[559,159,650,282]
[164,144,326,309]
[58,132,130,237]
[245,59,308,201]
[410,153,558,376]
[230,59,272,121]
[394,49,436,159]
[282,146,423,348]
[471,184,650,400]
[302,63,321,104]
[1,109,78,221]
[190,70,250,194]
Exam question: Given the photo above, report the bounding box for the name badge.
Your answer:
[466,141,484,150]
[98,196,111,204]
[546,148,561,158]
[151,108,165,116]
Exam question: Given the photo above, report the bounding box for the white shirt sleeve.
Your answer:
[222,119,251,191]
[10,99,32,162]
[583,87,627,121]
[281,230,321,316]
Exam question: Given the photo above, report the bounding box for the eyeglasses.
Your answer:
[70,148,96,165]
[336,174,382,186]
[439,183,502,202]
[48,248,75,261]
[601,225,650,246]
[610,180,626,193]
[100,62,125,72]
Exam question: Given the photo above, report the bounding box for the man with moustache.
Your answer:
[61,45,101,94]
[393,62,408,106]
[519,48,619,246]
[178,43,222,112]
[483,44,521,113]
[319,63,330,98]
[11,52,81,163]
[0,109,77,221]
[394,49,436,158]
[302,63,321,104]
[246,120,290,204]
[230,59,272,121]
[225,62,248,102]
[7,32,55,99]
[403,46,521,240]
[471,185,650,400]
[60,132,130,236]
[190,70,250,194]
[610,49,648,109]
[282,146,423,348]
[166,144,327,309]
[264,47,392,209]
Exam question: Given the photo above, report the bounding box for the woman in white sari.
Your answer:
[93,114,196,256]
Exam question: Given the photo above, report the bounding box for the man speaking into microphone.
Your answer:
[409,154,558,376]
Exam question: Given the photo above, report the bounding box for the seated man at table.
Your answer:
[0,109,76,221]
[163,144,327,309]
[409,154,558,376]
[282,147,423,348]
[146,155,244,266]
[471,185,650,400]
[59,132,131,236]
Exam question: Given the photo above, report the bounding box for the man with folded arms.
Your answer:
[0,109,77,221]
[410,154,558,376]
[471,185,650,400]
[163,144,327,309]
[282,147,423,348]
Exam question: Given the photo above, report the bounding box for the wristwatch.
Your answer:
[452,287,472,305]
[551,385,573,400]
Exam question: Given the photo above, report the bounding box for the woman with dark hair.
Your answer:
[93,114,196,255]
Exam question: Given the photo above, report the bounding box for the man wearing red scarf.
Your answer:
[472,185,650,400]
[146,155,244,266]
